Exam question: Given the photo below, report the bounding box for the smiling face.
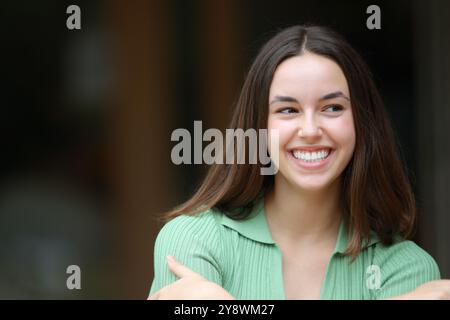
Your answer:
[267,52,356,192]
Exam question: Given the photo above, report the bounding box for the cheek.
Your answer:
[267,118,296,147]
[329,116,356,151]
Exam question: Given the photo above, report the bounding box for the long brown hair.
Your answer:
[163,25,416,257]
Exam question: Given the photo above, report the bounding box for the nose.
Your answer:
[298,112,323,139]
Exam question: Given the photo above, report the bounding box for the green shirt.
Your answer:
[150,198,441,299]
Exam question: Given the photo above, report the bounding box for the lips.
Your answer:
[288,146,333,152]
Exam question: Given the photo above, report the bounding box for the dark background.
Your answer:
[0,0,448,299]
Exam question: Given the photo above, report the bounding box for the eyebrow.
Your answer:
[319,91,350,101]
[269,91,350,105]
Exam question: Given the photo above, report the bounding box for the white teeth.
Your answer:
[292,149,330,162]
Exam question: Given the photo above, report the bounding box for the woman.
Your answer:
[149,25,449,299]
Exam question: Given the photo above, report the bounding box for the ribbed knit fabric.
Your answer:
[149,198,441,299]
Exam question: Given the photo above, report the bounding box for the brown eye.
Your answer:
[278,107,298,114]
[324,105,344,112]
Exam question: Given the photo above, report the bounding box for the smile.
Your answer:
[288,147,334,169]
[292,148,331,162]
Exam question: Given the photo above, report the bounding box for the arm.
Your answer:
[387,280,450,300]
[149,258,449,300]
[372,240,442,299]
[149,213,227,297]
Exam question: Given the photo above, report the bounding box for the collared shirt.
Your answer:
[150,198,440,299]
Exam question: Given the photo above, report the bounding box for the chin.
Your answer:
[295,183,329,192]
[286,178,327,191]
[289,174,337,191]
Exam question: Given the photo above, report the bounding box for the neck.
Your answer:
[264,176,343,245]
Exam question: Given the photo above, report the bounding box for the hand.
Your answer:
[390,280,450,300]
[148,256,235,300]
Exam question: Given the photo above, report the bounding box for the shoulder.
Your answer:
[370,238,441,298]
[157,208,223,237]
[154,208,225,251]
[150,209,228,294]
[373,238,440,276]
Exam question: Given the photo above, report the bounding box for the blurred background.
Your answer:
[0,0,448,299]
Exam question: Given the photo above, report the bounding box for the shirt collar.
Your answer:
[220,197,276,244]
[220,197,380,253]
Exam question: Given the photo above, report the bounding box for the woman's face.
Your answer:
[267,52,355,192]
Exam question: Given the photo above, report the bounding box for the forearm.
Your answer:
[383,280,450,300]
